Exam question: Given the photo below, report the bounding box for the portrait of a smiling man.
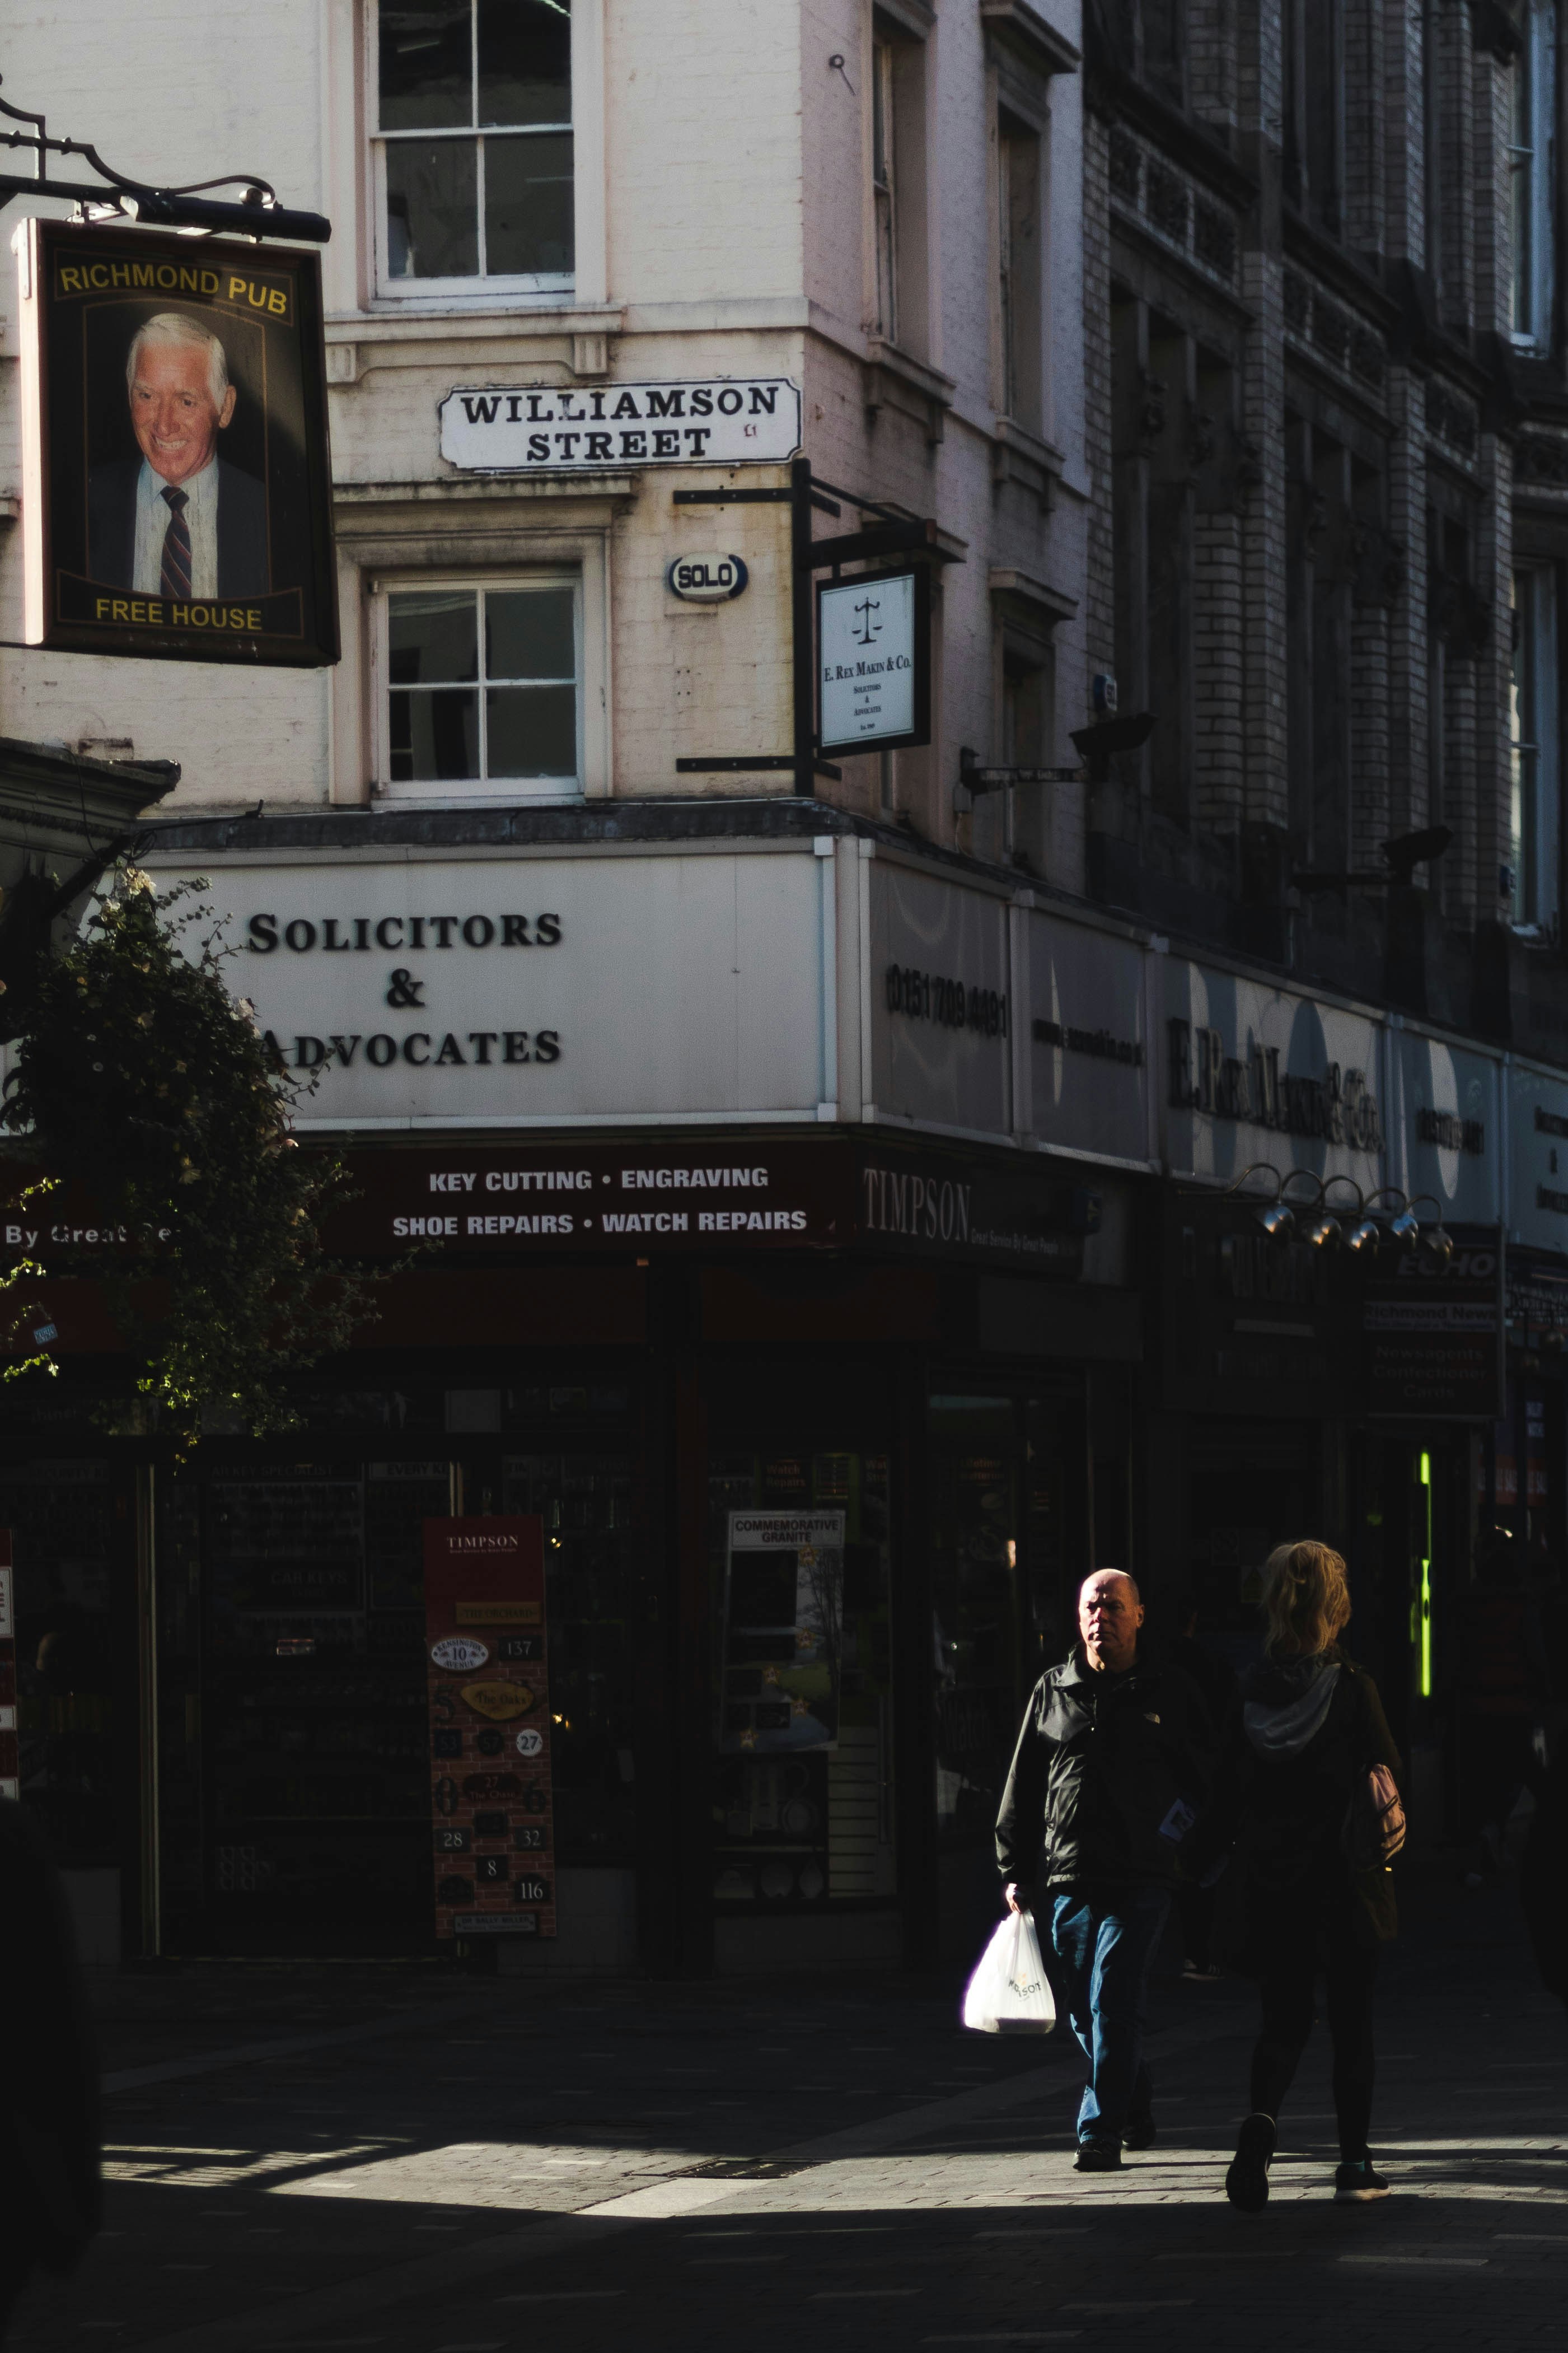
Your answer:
[87,311,269,597]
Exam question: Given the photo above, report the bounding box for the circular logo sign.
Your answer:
[514,1726,545,1758]
[430,1636,490,1672]
[666,552,748,602]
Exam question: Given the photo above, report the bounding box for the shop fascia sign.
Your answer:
[1166,1015,1383,1152]
[438,377,802,474]
[140,848,832,1131]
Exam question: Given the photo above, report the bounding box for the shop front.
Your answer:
[1155,977,1507,1784]
[0,810,1154,1974]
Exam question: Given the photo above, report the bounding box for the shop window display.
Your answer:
[709,1450,895,1912]
[1,1458,125,1870]
[501,1448,638,1867]
[930,1384,1089,1850]
[150,1379,644,1949]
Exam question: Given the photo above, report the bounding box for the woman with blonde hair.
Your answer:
[1200,1540,1402,2210]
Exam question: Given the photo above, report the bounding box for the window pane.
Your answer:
[389,591,479,684]
[486,587,575,681]
[486,685,577,778]
[380,0,472,132]
[478,0,572,127]
[390,688,480,782]
[386,139,479,279]
[485,131,574,275]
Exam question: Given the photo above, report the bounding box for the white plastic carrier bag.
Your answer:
[961,1908,1056,2035]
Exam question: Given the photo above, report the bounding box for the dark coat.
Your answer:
[1199,1653,1402,1964]
[995,1647,1215,1898]
[86,456,269,597]
[0,1800,101,2281]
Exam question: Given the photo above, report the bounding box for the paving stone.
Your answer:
[7,1879,1565,2352]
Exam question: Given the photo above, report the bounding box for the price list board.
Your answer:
[423,1516,555,1941]
[0,1532,16,1802]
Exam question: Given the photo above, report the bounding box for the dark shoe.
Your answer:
[1074,2139,1123,2173]
[1181,1959,1221,1982]
[1334,2159,1390,2202]
[1225,2112,1275,2211]
[1122,2113,1156,2150]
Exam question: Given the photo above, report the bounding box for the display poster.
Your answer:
[1363,1231,1505,1419]
[0,1532,16,1804]
[721,1512,844,1754]
[422,1515,554,1940]
[17,218,338,666]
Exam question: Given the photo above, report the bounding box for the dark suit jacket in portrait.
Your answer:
[86,456,270,598]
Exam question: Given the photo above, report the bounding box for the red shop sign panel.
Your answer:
[0,1531,15,1802]
[422,1516,555,1942]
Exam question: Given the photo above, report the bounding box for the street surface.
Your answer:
[11,1875,1564,2353]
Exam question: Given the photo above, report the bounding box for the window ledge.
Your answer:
[980,0,1082,78]
[989,565,1078,623]
[372,788,584,812]
[327,304,622,348]
[336,475,639,509]
[991,416,1066,501]
[863,339,956,445]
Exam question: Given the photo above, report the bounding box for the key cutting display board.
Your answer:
[423,1515,554,1940]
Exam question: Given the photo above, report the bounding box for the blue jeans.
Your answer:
[1050,1887,1171,2144]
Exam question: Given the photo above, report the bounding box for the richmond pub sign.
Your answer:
[17,220,337,667]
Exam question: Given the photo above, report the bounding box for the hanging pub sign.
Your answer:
[423,1515,555,1941]
[817,566,930,754]
[16,219,338,667]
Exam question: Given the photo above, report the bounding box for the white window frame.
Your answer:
[369,571,587,807]
[1510,0,1557,351]
[865,1,934,362]
[1511,563,1561,936]
[872,34,899,343]
[366,0,598,309]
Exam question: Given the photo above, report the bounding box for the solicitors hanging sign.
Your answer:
[439,376,803,473]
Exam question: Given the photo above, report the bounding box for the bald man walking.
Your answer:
[996,1571,1213,2171]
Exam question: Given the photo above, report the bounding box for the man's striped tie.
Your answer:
[160,485,191,599]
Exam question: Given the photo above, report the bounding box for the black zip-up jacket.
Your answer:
[995,1647,1214,1897]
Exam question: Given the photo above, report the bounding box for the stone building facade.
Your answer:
[0,0,1089,873]
[1080,1,1568,1059]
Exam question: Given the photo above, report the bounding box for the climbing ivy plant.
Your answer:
[1,870,373,1449]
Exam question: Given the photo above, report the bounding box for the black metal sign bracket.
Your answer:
[0,79,331,242]
[675,461,949,795]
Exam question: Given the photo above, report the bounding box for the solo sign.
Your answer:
[667,553,748,601]
[16,220,338,667]
[424,1516,556,1942]
[818,567,930,754]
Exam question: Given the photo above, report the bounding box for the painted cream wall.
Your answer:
[0,0,1089,889]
